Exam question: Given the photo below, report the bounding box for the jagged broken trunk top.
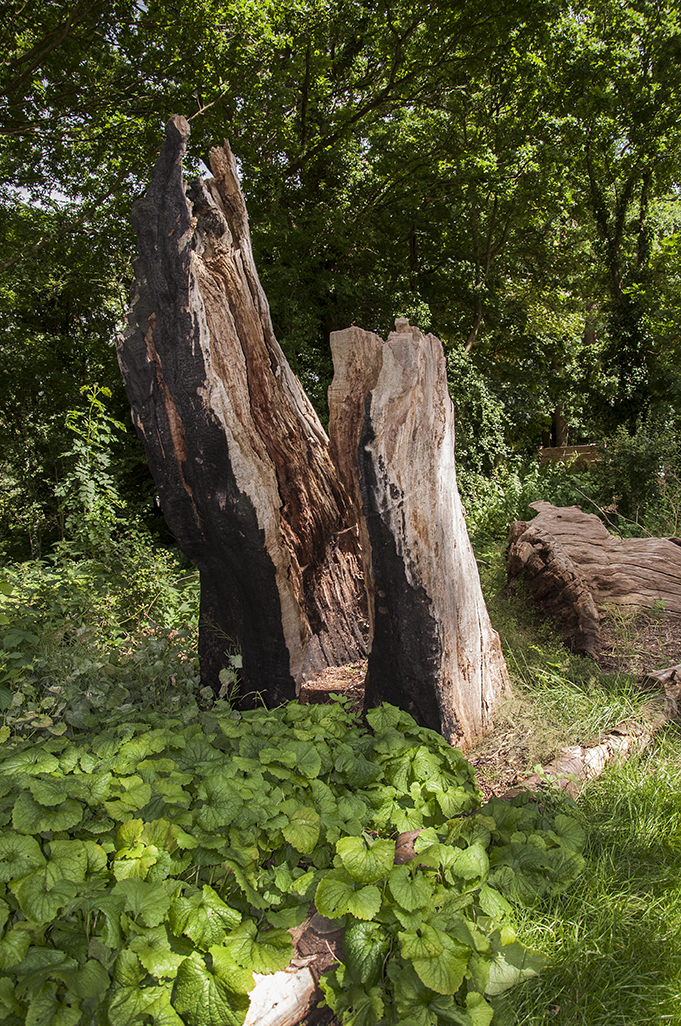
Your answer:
[117,115,510,744]
[117,115,368,705]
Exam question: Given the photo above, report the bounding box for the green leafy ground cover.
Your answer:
[0,688,588,1026]
[1,540,680,1025]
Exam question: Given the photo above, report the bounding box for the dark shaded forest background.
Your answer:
[2,0,680,559]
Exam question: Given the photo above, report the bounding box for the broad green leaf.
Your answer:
[448,842,489,885]
[0,925,31,969]
[337,793,369,834]
[412,928,471,995]
[400,923,444,960]
[286,741,322,779]
[113,878,172,928]
[113,842,162,881]
[334,747,382,787]
[113,731,169,774]
[209,947,255,994]
[25,981,81,1026]
[435,786,475,819]
[486,940,548,996]
[346,886,382,921]
[66,772,113,805]
[104,776,153,819]
[171,952,250,1026]
[0,748,60,776]
[195,775,243,831]
[477,883,514,922]
[168,885,240,949]
[28,775,71,807]
[129,926,185,979]
[51,957,110,1000]
[388,864,432,911]
[343,919,390,987]
[315,868,381,921]
[465,991,495,1026]
[315,867,357,919]
[0,831,46,882]
[12,793,83,834]
[551,814,586,854]
[282,807,320,854]
[336,836,395,884]
[0,976,23,1018]
[47,839,90,883]
[366,704,415,733]
[13,869,78,923]
[390,805,425,833]
[108,983,185,1026]
[222,921,292,973]
[113,948,146,987]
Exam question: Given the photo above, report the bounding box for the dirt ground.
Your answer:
[598,606,681,676]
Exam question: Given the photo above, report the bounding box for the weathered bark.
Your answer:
[329,319,511,745]
[117,115,368,702]
[118,116,509,743]
[508,501,681,655]
[244,911,342,1026]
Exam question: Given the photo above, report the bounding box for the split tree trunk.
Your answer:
[117,115,510,744]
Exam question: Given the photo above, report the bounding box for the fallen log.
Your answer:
[244,912,342,1026]
[507,501,681,655]
[500,697,672,800]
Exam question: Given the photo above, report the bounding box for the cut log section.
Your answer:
[329,320,511,745]
[507,501,681,655]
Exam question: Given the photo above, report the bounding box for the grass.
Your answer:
[469,546,666,785]
[507,730,681,1024]
[472,542,681,1025]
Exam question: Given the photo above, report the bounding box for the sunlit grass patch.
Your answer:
[508,728,681,1025]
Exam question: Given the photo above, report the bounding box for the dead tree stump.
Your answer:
[329,321,510,745]
[508,501,681,654]
[117,115,368,703]
[117,116,510,744]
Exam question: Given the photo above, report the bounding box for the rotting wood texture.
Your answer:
[508,501,681,655]
[329,319,511,745]
[118,116,510,743]
[117,115,368,703]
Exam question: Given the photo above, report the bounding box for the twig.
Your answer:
[574,488,624,538]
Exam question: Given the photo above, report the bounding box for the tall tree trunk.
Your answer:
[117,116,510,745]
[116,115,368,704]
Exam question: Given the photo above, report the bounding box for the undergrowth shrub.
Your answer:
[0,541,200,733]
[458,460,593,542]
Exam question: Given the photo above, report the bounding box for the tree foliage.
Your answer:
[1,0,680,552]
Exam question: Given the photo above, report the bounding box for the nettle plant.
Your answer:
[0,699,586,1026]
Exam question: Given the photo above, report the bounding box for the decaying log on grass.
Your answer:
[500,697,672,800]
[117,115,368,702]
[329,320,511,745]
[508,501,681,656]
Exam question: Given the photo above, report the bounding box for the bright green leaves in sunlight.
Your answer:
[0,697,584,1025]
